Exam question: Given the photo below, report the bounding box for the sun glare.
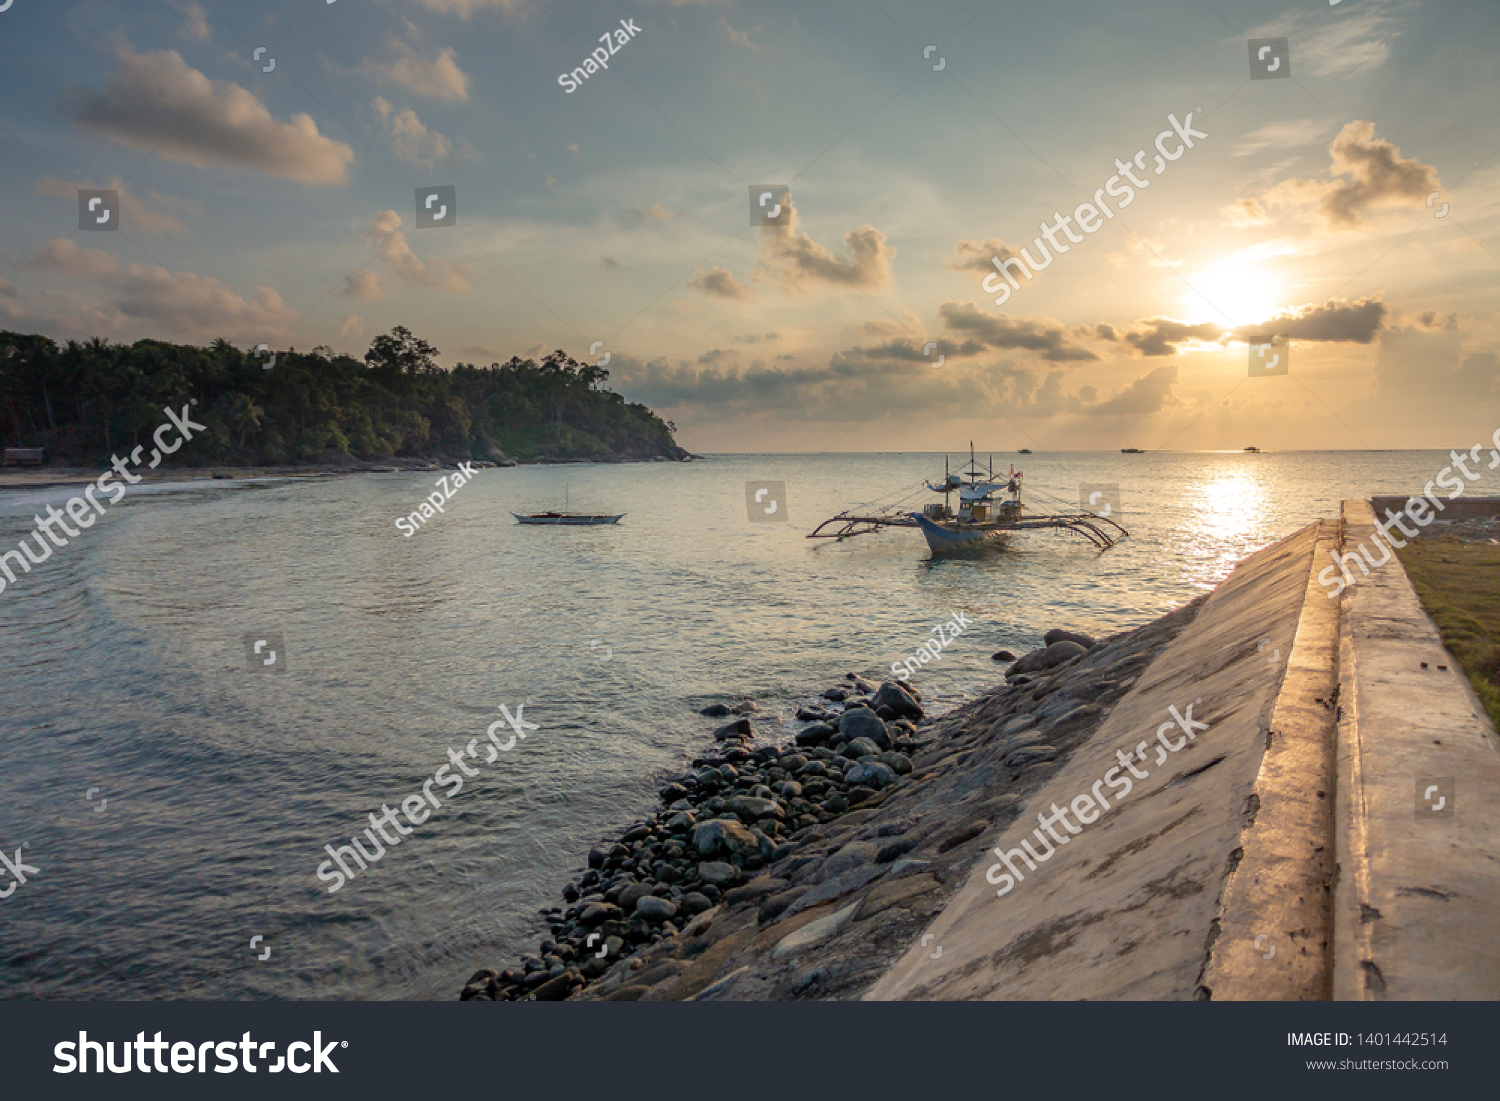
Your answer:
[1182,266,1284,329]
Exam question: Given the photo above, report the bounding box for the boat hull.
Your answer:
[512,513,624,526]
[914,513,1010,554]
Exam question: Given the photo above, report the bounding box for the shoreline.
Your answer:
[0,454,701,492]
[459,613,1190,1002]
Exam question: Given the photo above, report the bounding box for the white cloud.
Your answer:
[372,97,454,169]
[61,49,354,185]
[363,41,471,102]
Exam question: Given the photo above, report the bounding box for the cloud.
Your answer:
[1409,309,1459,330]
[720,20,762,51]
[1088,366,1180,415]
[409,0,527,16]
[339,314,364,338]
[362,42,471,102]
[110,263,297,340]
[1122,318,1227,357]
[948,238,1020,274]
[734,332,778,343]
[364,210,472,293]
[372,97,454,169]
[1222,198,1269,227]
[173,1,210,41]
[937,301,1099,363]
[1230,118,1333,157]
[690,266,753,300]
[1249,0,1416,79]
[1258,121,1441,229]
[630,202,677,222]
[34,239,119,277]
[61,49,354,185]
[756,196,896,294]
[602,256,621,269]
[1239,296,1388,344]
[35,176,198,234]
[340,270,387,300]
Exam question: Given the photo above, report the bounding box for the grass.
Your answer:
[1395,535,1500,730]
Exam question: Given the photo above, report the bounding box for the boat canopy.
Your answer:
[957,484,1010,501]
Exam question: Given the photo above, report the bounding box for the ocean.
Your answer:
[0,449,1468,999]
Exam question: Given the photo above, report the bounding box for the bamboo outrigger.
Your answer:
[807,445,1128,553]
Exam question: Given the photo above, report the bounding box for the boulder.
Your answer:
[844,760,898,789]
[635,896,678,922]
[992,649,1018,662]
[691,818,760,858]
[795,722,836,747]
[838,707,892,750]
[697,861,742,887]
[713,718,754,741]
[726,795,783,822]
[840,737,883,759]
[872,682,923,719]
[1044,628,1097,650]
[699,703,734,717]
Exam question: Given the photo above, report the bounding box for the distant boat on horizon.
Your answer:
[513,482,623,525]
[1018,448,1032,454]
[1121,447,1145,454]
[1244,446,1262,453]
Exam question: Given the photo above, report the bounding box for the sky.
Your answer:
[0,0,1497,453]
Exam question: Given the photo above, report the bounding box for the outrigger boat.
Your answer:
[807,445,1128,554]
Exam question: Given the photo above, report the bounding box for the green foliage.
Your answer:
[1395,536,1500,731]
[0,326,682,466]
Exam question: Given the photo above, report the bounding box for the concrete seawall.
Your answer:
[868,507,1500,1000]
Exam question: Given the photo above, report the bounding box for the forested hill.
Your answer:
[0,326,688,467]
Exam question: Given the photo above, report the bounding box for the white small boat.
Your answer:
[512,511,623,526]
[513,482,622,525]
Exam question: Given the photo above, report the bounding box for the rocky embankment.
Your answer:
[459,602,1207,1002]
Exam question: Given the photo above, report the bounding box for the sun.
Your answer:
[1181,265,1284,329]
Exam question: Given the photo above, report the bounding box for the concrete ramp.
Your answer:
[868,522,1335,1000]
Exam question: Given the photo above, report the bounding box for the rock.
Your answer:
[726,795,783,822]
[872,682,923,719]
[530,973,575,1001]
[699,703,734,717]
[875,836,919,863]
[878,751,913,775]
[772,902,860,958]
[620,823,652,843]
[1006,744,1059,767]
[1044,628,1097,650]
[723,877,790,906]
[937,819,989,852]
[587,846,607,869]
[992,649,1018,662]
[796,706,833,722]
[659,782,689,803]
[838,707,891,750]
[679,892,714,916]
[779,753,808,771]
[822,688,848,702]
[889,858,933,879]
[818,841,878,882]
[843,761,898,789]
[1042,640,1088,667]
[784,863,886,918]
[795,722,836,747]
[579,902,622,926]
[618,882,653,913]
[841,737,882,760]
[697,861,741,886]
[731,701,759,715]
[855,873,941,921]
[635,896,678,922]
[691,818,760,858]
[562,882,580,903]
[714,718,754,741]
[665,811,696,832]
[795,759,828,777]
